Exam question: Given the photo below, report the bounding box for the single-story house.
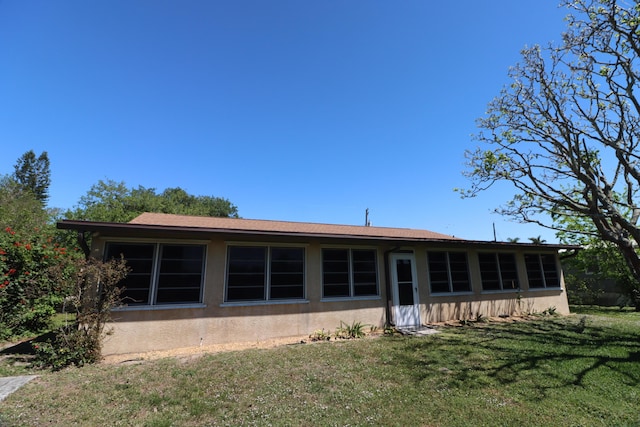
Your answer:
[58,212,576,356]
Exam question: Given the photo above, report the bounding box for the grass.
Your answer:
[0,313,76,377]
[1,308,639,426]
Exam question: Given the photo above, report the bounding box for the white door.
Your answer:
[390,253,420,328]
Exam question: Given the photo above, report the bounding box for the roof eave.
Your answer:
[57,219,580,250]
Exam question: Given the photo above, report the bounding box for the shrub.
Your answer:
[0,225,78,339]
[32,256,128,370]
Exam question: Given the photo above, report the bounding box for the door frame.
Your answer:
[389,252,421,328]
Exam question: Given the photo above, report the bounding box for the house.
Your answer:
[57,212,575,356]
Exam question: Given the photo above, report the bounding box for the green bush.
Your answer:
[33,324,101,370]
[0,225,78,339]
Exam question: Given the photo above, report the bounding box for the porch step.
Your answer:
[396,326,439,336]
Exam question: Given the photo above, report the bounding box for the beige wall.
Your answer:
[92,235,570,356]
[412,247,570,323]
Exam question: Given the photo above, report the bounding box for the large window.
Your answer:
[226,246,305,302]
[478,252,519,291]
[427,251,471,293]
[105,242,205,306]
[322,249,378,298]
[525,254,560,288]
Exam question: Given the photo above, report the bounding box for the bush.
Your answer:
[0,225,78,339]
[33,325,100,370]
[32,256,128,370]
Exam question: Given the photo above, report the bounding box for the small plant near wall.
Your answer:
[309,329,332,342]
[542,306,558,316]
[335,320,368,339]
[383,326,397,336]
[475,313,489,323]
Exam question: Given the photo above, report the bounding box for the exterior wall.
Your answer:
[92,235,570,356]
[93,238,388,355]
[413,247,570,323]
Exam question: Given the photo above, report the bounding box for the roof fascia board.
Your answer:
[56,220,579,250]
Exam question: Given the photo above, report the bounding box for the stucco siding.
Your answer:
[102,305,386,355]
[90,233,571,356]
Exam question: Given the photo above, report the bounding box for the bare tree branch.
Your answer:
[460,0,640,303]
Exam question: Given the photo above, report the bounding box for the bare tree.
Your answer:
[461,0,640,297]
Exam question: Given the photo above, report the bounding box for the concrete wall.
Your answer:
[91,235,570,356]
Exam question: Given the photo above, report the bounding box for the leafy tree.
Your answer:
[65,179,239,222]
[13,150,51,205]
[0,175,49,235]
[0,172,75,339]
[557,212,639,307]
[1,154,87,340]
[460,0,640,306]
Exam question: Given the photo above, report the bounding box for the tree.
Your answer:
[556,211,639,307]
[0,175,49,235]
[528,236,547,245]
[13,150,51,205]
[0,155,77,339]
[65,179,239,222]
[460,0,640,306]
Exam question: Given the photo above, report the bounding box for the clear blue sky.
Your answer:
[1,1,570,242]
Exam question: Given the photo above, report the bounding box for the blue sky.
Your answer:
[1,1,570,242]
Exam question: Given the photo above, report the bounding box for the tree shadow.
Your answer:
[391,316,640,400]
[0,332,55,370]
[0,332,54,356]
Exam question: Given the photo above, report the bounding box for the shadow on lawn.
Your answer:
[0,332,54,371]
[394,316,640,399]
[0,331,54,356]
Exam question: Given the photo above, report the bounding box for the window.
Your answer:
[478,252,519,291]
[226,246,305,302]
[525,254,560,288]
[427,251,471,293]
[322,249,378,298]
[105,242,205,306]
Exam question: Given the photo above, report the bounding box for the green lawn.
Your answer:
[1,309,639,426]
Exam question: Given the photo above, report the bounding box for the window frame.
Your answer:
[478,252,520,292]
[321,247,380,301]
[104,239,207,310]
[524,253,561,289]
[426,251,472,294]
[224,244,307,305]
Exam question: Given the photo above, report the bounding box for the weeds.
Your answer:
[334,320,368,339]
[308,329,331,342]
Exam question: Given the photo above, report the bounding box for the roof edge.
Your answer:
[56,219,581,249]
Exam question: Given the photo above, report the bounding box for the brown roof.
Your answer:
[128,212,460,241]
[58,213,580,249]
